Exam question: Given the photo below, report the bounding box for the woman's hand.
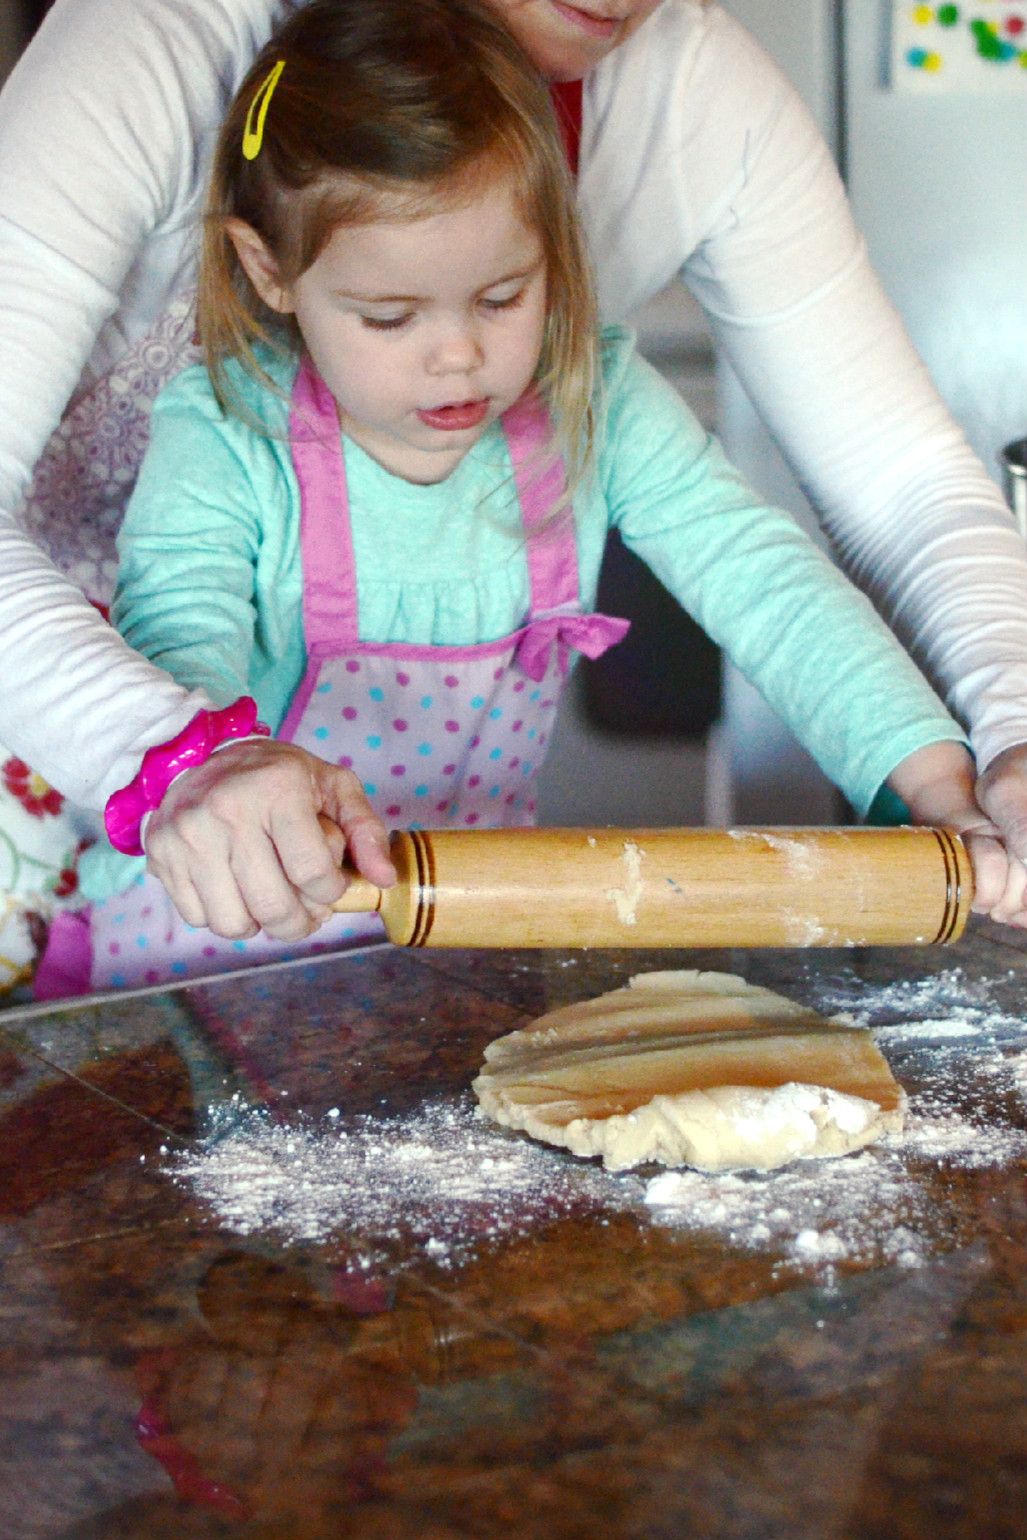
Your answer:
[887,741,1027,928]
[142,738,396,940]
[974,742,1027,905]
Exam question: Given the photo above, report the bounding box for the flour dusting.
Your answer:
[644,1098,1027,1278]
[643,967,1027,1278]
[170,967,1027,1280]
[604,840,645,926]
[171,1095,644,1264]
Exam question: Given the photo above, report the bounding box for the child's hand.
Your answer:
[142,739,396,941]
[887,741,1027,928]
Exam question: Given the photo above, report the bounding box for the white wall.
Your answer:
[843,4,1027,484]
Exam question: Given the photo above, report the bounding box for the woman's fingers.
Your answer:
[148,846,214,933]
[976,744,1027,865]
[143,740,391,939]
[149,822,264,939]
[965,830,1027,929]
[965,831,1013,913]
[312,761,398,888]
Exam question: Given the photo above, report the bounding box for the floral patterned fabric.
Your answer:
[0,294,200,995]
[15,292,200,605]
[0,757,91,993]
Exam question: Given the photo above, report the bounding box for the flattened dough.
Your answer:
[473,969,905,1172]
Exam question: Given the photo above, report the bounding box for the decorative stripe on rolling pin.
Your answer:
[930,827,962,945]
[409,829,436,946]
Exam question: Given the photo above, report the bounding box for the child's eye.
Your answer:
[360,313,412,331]
[481,288,525,313]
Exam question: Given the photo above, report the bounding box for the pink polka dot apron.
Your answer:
[84,356,627,990]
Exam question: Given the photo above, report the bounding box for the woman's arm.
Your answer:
[0,0,280,807]
[583,2,1027,779]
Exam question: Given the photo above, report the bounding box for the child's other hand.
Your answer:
[143,739,396,941]
[887,741,1027,929]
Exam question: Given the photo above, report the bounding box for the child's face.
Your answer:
[283,181,548,484]
[487,0,665,81]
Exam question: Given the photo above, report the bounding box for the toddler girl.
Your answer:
[41,0,995,994]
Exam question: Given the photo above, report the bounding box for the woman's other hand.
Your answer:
[974,742,1027,923]
[887,740,1027,929]
[143,739,396,940]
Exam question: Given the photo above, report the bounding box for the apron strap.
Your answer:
[290,353,360,650]
[291,358,582,647]
[501,390,580,620]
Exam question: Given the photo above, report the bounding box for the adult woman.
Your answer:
[0,0,1024,976]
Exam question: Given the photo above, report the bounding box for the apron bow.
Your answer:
[516,611,630,683]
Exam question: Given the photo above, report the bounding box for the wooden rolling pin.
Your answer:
[331,825,972,948]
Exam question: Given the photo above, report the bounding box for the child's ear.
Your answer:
[225,218,294,313]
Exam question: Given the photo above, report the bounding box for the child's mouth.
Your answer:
[417,400,490,431]
[549,2,620,39]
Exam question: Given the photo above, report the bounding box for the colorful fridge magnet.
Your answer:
[891,3,1027,90]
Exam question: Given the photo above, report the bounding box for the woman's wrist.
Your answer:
[104,699,271,855]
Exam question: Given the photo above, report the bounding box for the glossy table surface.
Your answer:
[1,922,1025,1540]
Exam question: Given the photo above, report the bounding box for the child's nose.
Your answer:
[427,319,484,375]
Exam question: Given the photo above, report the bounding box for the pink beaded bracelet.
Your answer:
[104,698,271,856]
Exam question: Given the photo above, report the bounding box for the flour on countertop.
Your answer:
[169,967,1027,1278]
[643,967,1027,1277]
[171,1096,646,1265]
[644,1096,1027,1278]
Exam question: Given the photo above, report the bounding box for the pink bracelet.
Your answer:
[104,698,271,856]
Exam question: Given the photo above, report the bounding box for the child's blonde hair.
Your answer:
[199,0,597,478]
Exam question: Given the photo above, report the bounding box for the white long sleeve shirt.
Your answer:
[0,0,1023,808]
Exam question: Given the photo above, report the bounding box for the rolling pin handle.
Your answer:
[331,869,383,914]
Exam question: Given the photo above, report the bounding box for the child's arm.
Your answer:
[109,363,395,939]
[886,741,1027,928]
[598,336,969,820]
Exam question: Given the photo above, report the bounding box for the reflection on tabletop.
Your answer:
[1,931,1025,1539]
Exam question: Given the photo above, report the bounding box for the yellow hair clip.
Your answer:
[242,60,285,161]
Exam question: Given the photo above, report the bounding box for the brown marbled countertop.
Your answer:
[0,923,1024,1539]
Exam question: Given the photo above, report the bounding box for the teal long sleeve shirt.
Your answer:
[82,326,966,898]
